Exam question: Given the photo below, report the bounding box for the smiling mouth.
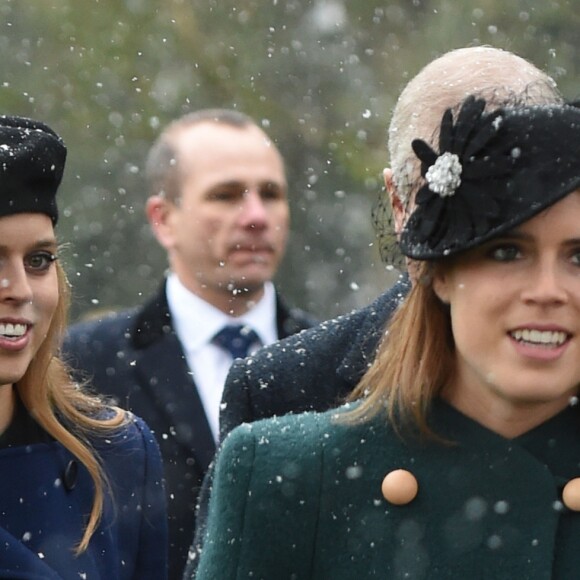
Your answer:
[0,323,28,340]
[510,329,568,347]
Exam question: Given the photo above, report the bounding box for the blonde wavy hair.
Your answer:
[16,261,126,553]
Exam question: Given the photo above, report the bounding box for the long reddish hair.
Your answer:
[16,262,125,552]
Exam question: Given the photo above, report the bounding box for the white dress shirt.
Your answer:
[166,273,278,441]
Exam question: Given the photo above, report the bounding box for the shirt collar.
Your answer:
[166,273,278,352]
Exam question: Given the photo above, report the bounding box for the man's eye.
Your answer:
[208,188,244,202]
[260,185,284,200]
[212,191,236,201]
[25,251,57,273]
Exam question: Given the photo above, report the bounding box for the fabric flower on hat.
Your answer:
[399,97,580,261]
[402,96,516,256]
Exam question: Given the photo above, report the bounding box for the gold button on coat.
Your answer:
[381,469,418,505]
[562,478,580,511]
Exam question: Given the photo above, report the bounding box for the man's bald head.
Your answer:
[388,46,562,205]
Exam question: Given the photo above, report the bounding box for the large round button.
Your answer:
[381,469,418,505]
[562,478,580,511]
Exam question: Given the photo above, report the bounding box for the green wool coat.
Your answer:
[196,400,580,579]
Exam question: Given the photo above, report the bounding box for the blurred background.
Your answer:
[2,0,579,321]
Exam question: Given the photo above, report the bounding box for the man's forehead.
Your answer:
[175,123,279,166]
[177,121,271,149]
[179,143,286,190]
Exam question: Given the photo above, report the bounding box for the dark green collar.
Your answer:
[430,398,580,484]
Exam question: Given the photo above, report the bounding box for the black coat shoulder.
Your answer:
[219,277,410,440]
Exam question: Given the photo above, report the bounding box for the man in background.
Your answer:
[63,109,315,580]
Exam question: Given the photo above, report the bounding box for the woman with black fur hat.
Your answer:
[0,117,167,579]
[197,96,580,579]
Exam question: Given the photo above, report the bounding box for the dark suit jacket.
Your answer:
[62,281,315,580]
[0,414,167,580]
[197,401,580,579]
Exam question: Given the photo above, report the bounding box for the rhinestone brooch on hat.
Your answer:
[425,152,462,197]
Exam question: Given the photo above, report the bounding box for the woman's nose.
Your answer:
[520,262,568,305]
[0,264,33,304]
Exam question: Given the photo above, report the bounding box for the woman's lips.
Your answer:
[0,321,32,351]
[508,326,571,361]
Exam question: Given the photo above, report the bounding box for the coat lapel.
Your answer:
[274,293,317,338]
[130,285,216,472]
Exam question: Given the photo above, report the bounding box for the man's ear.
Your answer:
[384,168,405,233]
[146,195,174,249]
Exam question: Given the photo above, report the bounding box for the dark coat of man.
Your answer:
[197,399,580,579]
[219,275,410,440]
[62,281,315,580]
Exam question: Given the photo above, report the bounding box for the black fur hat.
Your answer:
[0,115,66,224]
[400,96,580,260]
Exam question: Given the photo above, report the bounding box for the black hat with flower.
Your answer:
[399,95,580,260]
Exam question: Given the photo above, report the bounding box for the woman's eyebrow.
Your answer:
[495,231,530,241]
[495,230,580,245]
[0,238,58,253]
[32,238,58,248]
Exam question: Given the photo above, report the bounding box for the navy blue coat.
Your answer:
[61,281,316,580]
[0,413,167,579]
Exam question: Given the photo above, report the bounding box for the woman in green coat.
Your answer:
[196,96,580,579]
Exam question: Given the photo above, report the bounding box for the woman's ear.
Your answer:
[432,268,451,304]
